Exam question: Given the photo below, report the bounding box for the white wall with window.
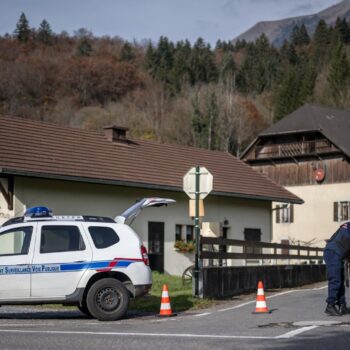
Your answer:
[273,182,350,247]
[4,176,273,276]
[334,201,350,222]
[275,204,294,224]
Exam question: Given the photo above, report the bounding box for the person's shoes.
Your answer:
[325,304,342,316]
[339,304,350,315]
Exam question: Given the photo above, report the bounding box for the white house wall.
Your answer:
[0,178,14,223]
[3,176,272,275]
[273,182,350,246]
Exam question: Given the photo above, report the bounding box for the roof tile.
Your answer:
[0,115,302,203]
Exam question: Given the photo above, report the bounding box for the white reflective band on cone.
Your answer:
[257,289,264,296]
[256,301,267,308]
[161,303,171,310]
[162,291,169,298]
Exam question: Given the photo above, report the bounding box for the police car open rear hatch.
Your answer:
[115,197,175,224]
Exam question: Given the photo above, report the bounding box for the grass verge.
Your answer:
[129,272,214,313]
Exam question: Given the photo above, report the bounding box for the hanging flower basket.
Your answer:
[174,240,195,253]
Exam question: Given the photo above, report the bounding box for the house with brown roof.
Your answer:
[241,104,350,247]
[0,115,300,275]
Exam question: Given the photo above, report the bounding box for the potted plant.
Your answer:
[174,240,195,253]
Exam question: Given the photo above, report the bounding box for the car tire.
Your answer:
[86,278,130,321]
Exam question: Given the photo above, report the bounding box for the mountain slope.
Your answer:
[234,0,350,46]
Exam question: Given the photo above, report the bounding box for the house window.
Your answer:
[175,225,194,242]
[276,204,294,223]
[334,202,350,222]
[175,224,182,241]
[244,228,262,255]
[186,225,194,242]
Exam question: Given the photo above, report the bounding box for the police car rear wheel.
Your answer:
[86,278,129,321]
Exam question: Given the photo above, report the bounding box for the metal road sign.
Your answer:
[183,167,213,199]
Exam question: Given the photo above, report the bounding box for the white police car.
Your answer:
[0,198,175,321]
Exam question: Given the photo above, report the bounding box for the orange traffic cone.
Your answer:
[253,281,270,314]
[158,284,176,317]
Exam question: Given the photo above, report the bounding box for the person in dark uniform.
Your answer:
[324,222,350,316]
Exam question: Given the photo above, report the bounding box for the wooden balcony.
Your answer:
[253,139,338,160]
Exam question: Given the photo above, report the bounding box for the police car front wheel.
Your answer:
[86,278,130,321]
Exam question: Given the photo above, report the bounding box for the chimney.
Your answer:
[103,126,129,143]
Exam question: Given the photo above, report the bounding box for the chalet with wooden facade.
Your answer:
[241,104,350,246]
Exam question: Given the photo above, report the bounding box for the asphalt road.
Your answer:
[0,282,350,350]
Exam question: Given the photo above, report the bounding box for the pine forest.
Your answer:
[1,13,350,156]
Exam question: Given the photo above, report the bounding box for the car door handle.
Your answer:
[74,261,87,263]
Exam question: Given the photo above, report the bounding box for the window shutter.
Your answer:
[276,205,280,223]
[289,204,294,223]
[334,202,338,222]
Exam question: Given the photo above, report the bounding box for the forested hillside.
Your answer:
[1,14,350,155]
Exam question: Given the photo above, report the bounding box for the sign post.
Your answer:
[183,166,213,297]
[194,166,200,297]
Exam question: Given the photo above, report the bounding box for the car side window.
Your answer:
[40,225,86,254]
[0,226,33,256]
[88,226,120,249]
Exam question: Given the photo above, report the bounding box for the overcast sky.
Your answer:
[0,0,342,45]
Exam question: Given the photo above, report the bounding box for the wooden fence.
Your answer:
[200,236,323,263]
[199,237,325,298]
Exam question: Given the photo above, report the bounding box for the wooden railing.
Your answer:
[253,139,338,160]
[200,237,323,262]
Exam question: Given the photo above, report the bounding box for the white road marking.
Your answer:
[0,329,274,339]
[275,326,319,339]
[195,312,212,317]
[266,291,295,299]
[316,286,328,290]
[0,323,54,327]
[0,326,321,340]
[218,300,256,312]
[217,285,327,313]
[217,291,294,312]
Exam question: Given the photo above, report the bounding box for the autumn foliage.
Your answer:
[1,14,350,156]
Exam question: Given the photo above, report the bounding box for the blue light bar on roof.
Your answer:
[24,206,53,218]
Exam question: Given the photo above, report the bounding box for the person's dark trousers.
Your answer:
[324,249,345,305]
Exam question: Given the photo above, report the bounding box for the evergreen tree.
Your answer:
[190,38,217,84]
[239,34,279,94]
[274,54,316,120]
[281,42,299,65]
[327,41,350,103]
[274,65,300,120]
[299,60,317,102]
[171,40,192,92]
[313,19,331,67]
[333,17,350,44]
[215,39,223,50]
[14,12,31,43]
[76,37,93,56]
[144,43,156,73]
[291,24,310,46]
[234,39,247,51]
[219,52,236,88]
[216,40,234,52]
[152,36,174,84]
[120,42,135,62]
[37,19,53,45]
